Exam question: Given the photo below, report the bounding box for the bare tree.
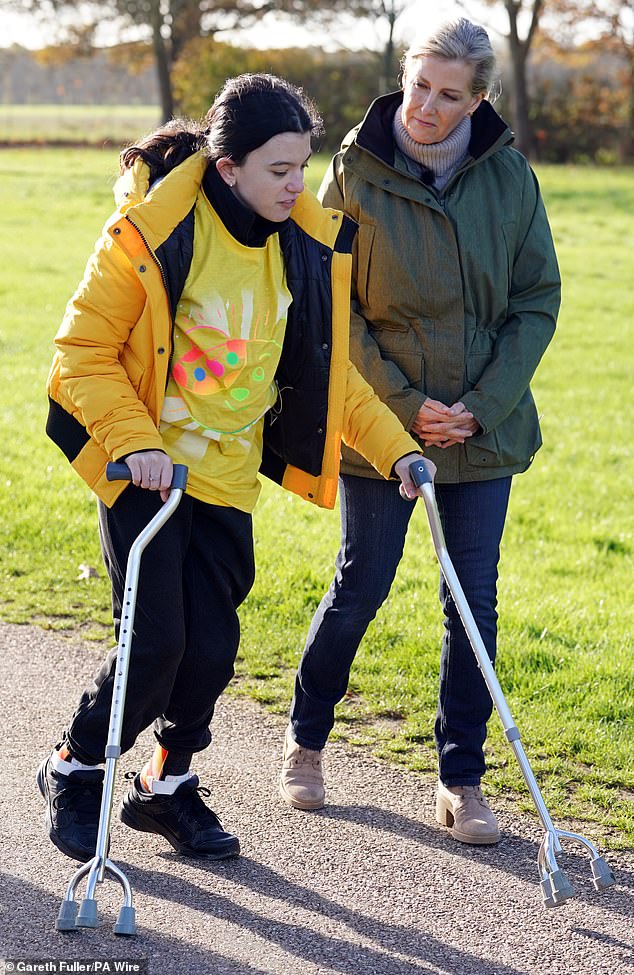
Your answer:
[2,0,357,120]
[347,0,414,90]
[478,0,544,157]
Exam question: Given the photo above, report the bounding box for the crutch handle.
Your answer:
[409,458,434,488]
[106,462,189,492]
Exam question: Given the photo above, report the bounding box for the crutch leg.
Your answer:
[55,463,188,936]
[408,460,616,906]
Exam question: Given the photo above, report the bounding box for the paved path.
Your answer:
[0,621,632,975]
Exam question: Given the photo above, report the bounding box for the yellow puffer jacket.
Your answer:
[46,152,420,508]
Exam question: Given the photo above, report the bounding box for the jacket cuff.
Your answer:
[390,450,423,478]
[459,392,495,435]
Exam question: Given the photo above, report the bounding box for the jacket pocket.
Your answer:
[465,351,494,390]
[501,220,516,288]
[264,386,327,477]
[364,320,425,390]
[464,390,542,470]
[356,222,375,307]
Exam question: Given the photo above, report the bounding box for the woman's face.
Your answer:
[401,56,483,145]
[218,131,312,223]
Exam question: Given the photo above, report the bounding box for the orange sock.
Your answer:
[140,745,168,792]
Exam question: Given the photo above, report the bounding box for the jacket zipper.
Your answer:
[124,214,175,385]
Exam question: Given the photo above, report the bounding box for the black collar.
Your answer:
[355,91,511,165]
[201,163,287,247]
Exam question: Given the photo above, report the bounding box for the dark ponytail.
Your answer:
[120,117,206,180]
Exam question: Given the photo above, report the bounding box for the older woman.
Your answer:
[280,19,560,845]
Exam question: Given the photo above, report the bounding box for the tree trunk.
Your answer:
[509,43,533,158]
[626,49,634,161]
[381,4,396,92]
[504,0,536,159]
[382,30,395,92]
[150,1,173,122]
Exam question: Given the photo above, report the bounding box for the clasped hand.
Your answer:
[411,398,480,448]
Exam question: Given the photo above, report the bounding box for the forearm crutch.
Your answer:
[55,462,188,937]
[409,459,615,907]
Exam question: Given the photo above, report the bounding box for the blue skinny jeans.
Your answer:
[290,473,512,786]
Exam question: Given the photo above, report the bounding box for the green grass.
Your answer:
[1,149,632,847]
[0,104,161,146]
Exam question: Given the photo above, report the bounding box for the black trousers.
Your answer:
[65,486,255,766]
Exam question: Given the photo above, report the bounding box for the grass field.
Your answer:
[0,147,632,848]
[0,104,161,145]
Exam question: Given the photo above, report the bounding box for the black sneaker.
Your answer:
[37,755,104,863]
[119,774,240,860]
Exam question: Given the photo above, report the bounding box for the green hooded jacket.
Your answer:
[318,93,561,482]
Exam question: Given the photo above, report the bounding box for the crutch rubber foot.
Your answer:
[541,869,575,907]
[76,897,100,928]
[114,905,137,937]
[591,856,616,890]
[55,899,79,932]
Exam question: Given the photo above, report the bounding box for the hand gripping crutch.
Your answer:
[408,459,615,908]
[55,462,188,937]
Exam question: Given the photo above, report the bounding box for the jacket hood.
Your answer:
[343,91,514,169]
[111,152,207,252]
[113,156,150,209]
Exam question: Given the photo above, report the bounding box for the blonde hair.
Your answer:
[402,18,497,97]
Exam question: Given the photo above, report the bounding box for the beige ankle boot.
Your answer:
[436,780,500,845]
[279,726,325,810]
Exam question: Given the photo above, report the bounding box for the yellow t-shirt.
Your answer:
[159,191,292,511]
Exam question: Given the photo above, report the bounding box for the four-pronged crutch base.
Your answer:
[57,855,137,936]
[538,827,616,907]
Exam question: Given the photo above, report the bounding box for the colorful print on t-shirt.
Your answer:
[160,190,291,511]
